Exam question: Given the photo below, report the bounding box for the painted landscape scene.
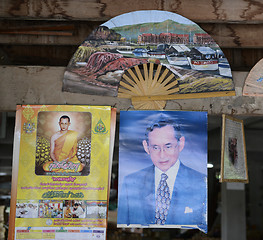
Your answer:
[63,10,235,98]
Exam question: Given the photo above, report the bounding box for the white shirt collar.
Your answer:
[155,160,180,198]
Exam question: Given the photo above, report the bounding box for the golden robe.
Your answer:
[43,130,83,172]
[64,207,72,218]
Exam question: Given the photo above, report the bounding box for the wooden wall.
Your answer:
[1,0,263,68]
[1,0,263,113]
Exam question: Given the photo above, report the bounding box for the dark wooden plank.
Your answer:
[0,24,74,35]
[1,20,263,48]
[1,0,263,23]
[1,45,263,71]
[0,20,100,45]
[0,45,78,66]
[223,48,263,71]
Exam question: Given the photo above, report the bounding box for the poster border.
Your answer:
[8,105,116,240]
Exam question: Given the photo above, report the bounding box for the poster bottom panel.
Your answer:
[15,227,105,240]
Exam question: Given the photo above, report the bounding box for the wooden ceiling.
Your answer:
[1,0,263,71]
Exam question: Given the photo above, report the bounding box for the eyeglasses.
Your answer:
[149,142,179,154]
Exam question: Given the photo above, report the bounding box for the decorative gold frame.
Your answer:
[220,114,249,183]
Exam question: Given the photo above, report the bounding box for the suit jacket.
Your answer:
[117,162,207,231]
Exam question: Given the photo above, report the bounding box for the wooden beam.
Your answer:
[1,45,263,71]
[0,30,73,36]
[200,23,263,48]
[0,20,263,48]
[0,24,75,36]
[0,0,108,21]
[0,20,100,45]
[1,65,261,115]
[222,48,263,72]
[0,45,78,66]
[1,0,263,23]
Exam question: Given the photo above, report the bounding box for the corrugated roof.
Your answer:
[195,46,215,54]
[171,44,190,52]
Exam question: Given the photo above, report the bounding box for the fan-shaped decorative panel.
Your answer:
[118,63,178,109]
[63,10,235,108]
[243,58,263,96]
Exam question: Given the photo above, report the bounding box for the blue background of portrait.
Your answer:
[119,110,207,189]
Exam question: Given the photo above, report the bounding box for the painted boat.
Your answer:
[147,51,166,59]
[188,58,218,71]
[167,54,189,65]
[132,48,148,57]
[116,46,134,55]
[166,44,190,66]
[147,43,169,59]
[218,58,232,77]
[116,49,133,54]
[217,50,232,77]
[187,46,218,71]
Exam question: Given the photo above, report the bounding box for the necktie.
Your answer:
[155,173,171,225]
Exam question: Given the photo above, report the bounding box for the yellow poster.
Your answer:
[9,105,116,240]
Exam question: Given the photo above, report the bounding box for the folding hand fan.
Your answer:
[63,10,235,109]
[243,58,263,96]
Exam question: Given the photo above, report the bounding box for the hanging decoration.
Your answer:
[243,58,263,96]
[8,105,116,240]
[63,10,235,109]
[220,114,249,183]
[118,110,208,232]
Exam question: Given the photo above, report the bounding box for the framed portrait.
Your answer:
[35,111,92,176]
[220,114,249,183]
[117,110,207,233]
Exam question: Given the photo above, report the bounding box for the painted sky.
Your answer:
[102,10,195,29]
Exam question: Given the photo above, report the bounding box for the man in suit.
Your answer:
[117,115,207,231]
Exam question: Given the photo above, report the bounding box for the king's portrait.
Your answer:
[117,111,207,233]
